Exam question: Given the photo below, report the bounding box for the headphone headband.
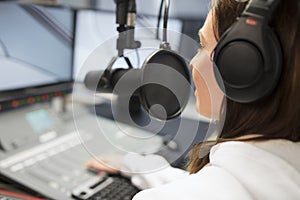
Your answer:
[243,0,280,19]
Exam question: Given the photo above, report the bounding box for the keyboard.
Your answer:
[72,175,139,200]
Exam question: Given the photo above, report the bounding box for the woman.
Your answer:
[87,0,300,199]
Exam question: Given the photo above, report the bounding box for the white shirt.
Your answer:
[121,140,300,200]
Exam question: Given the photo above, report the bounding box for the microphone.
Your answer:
[84,0,191,120]
[84,50,191,120]
[84,68,141,95]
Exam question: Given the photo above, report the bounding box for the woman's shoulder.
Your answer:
[209,140,300,180]
[133,164,253,200]
[133,140,300,200]
[209,139,300,168]
[208,140,300,199]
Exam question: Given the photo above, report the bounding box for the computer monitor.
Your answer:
[73,10,183,82]
[0,2,75,111]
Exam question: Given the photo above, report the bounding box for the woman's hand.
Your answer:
[85,154,123,175]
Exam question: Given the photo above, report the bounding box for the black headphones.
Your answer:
[213,0,282,103]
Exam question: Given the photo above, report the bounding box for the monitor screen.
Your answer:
[0,2,74,92]
[73,10,183,81]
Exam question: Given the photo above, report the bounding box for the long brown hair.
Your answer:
[188,0,300,173]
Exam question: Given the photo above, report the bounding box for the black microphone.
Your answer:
[84,51,191,120]
[84,68,141,95]
[84,0,191,120]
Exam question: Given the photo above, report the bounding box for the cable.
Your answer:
[155,0,170,42]
[163,0,170,43]
[124,56,134,68]
[135,49,140,67]
[156,0,170,42]
[156,0,164,39]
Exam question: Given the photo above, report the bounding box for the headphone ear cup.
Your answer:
[213,21,282,103]
[214,39,265,102]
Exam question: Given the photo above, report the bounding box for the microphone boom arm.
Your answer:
[115,0,141,57]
